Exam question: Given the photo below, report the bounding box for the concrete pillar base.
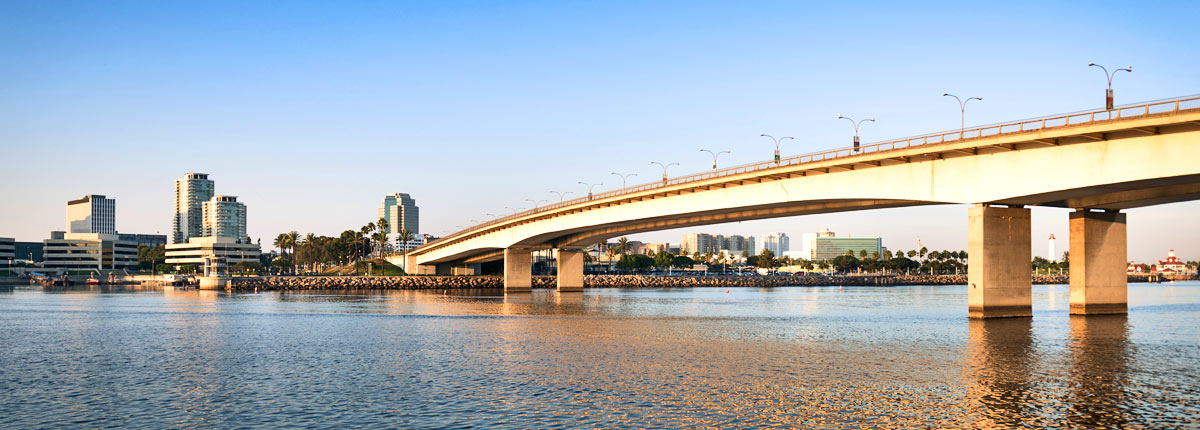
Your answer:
[556,248,585,292]
[1069,210,1128,315]
[504,247,532,293]
[967,205,1032,319]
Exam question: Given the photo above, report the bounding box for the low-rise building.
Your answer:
[0,237,14,263]
[43,232,138,270]
[1155,250,1189,274]
[15,241,43,263]
[117,233,168,249]
[165,236,261,267]
[798,229,883,261]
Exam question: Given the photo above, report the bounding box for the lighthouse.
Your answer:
[1048,234,1056,262]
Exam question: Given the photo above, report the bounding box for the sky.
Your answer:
[1,0,1197,262]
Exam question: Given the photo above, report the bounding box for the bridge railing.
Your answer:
[419,94,1200,251]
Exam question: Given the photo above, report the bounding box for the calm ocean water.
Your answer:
[1,282,1198,428]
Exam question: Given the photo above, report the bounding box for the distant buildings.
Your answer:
[760,232,789,255]
[0,237,14,262]
[202,195,247,239]
[166,173,260,268]
[173,173,215,244]
[681,233,755,256]
[378,193,419,235]
[1156,249,1188,274]
[67,194,116,234]
[117,233,168,249]
[799,228,882,261]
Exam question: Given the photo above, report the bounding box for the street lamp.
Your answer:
[578,182,602,200]
[525,198,546,209]
[837,115,875,152]
[486,213,499,220]
[650,161,679,185]
[610,172,637,190]
[549,190,572,202]
[760,134,794,164]
[504,206,524,215]
[699,149,731,171]
[943,93,982,137]
[1088,63,1132,110]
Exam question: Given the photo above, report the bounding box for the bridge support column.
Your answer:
[556,249,584,292]
[1069,210,1127,315]
[968,204,1032,319]
[504,247,532,292]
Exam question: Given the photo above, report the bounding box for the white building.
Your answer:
[0,237,14,263]
[202,195,247,239]
[1048,234,1056,262]
[173,173,215,244]
[43,232,137,270]
[67,194,116,235]
[761,232,790,256]
[378,193,419,235]
[165,236,261,267]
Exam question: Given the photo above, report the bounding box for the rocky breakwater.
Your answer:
[232,275,557,291]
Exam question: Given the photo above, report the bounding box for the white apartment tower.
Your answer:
[202,195,247,240]
[378,193,419,235]
[761,232,790,255]
[173,173,215,244]
[66,194,116,234]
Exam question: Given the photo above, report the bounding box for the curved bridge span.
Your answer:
[406,96,1200,318]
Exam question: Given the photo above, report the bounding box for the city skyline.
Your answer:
[2,1,1198,262]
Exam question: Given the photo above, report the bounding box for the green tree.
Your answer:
[617,237,631,255]
[672,255,696,269]
[919,246,929,260]
[907,250,917,258]
[831,255,859,272]
[859,249,868,259]
[396,227,415,274]
[757,248,776,272]
[653,251,675,270]
[137,245,165,271]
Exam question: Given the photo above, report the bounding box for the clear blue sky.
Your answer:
[1,1,1197,262]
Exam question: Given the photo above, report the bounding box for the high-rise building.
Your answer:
[202,196,248,240]
[66,194,116,235]
[378,193,419,235]
[173,173,215,244]
[682,233,755,256]
[761,232,790,255]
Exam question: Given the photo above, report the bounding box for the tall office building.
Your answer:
[173,173,215,244]
[378,193,419,235]
[798,229,882,261]
[66,195,116,234]
[202,195,247,240]
[761,232,790,255]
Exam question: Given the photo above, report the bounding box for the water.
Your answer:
[1,282,1198,429]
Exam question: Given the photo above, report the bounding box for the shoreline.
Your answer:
[223,273,1184,291]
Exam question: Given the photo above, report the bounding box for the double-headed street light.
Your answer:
[1088,62,1132,110]
[837,115,875,152]
[549,190,572,202]
[943,93,982,137]
[699,149,731,171]
[525,198,546,209]
[504,206,524,215]
[578,181,602,200]
[760,134,794,164]
[610,172,637,190]
[650,161,679,185]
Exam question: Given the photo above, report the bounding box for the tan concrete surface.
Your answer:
[968,205,1032,319]
[504,247,532,292]
[556,249,585,292]
[1069,211,1128,315]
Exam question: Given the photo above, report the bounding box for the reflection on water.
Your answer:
[0,283,1198,428]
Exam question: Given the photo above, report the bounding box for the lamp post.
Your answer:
[525,198,546,209]
[942,93,982,137]
[549,191,572,202]
[486,213,499,220]
[760,134,794,165]
[837,115,875,152]
[1088,63,1132,110]
[650,162,679,185]
[578,182,602,200]
[504,206,524,215]
[610,172,637,190]
[699,149,731,171]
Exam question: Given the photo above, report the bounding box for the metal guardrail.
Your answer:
[418,94,1200,252]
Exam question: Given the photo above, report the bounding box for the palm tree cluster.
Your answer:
[271,219,421,275]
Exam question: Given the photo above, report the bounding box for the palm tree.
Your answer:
[617,237,630,255]
[396,228,415,274]
[284,231,299,274]
[377,217,390,255]
[919,246,929,260]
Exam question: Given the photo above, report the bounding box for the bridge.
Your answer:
[405,95,1200,318]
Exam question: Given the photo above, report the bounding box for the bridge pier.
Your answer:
[504,247,532,292]
[556,249,585,292]
[1069,210,1127,315]
[968,204,1032,319]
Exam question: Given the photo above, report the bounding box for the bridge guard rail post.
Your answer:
[1069,210,1128,315]
[504,247,533,293]
[556,248,585,292]
[968,204,1033,319]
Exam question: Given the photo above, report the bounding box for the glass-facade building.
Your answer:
[812,237,882,261]
[66,195,116,235]
[173,173,215,244]
[202,196,247,240]
[378,193,420,235]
